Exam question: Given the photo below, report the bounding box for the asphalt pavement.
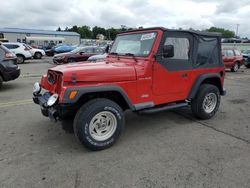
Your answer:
[0,57,249,188]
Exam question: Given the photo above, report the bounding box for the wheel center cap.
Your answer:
[97,123,107,130]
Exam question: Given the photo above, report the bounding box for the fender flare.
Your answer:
[63,85,135,110]
[188,73,223,99]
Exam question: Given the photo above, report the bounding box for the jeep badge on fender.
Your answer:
[33,27,226,151]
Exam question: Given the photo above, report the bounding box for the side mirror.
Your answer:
[79,51,84,55]
[105,45,110,53]
[163,45,174,58]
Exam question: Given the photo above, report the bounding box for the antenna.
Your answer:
[236,24,240,38]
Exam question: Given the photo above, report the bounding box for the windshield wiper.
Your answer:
[125,53,135,56]
[125,53,138,62]
[109,52,118,55]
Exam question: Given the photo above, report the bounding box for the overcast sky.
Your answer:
[1,0,250,37]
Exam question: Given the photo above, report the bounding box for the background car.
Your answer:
[0,43,20,88]
[54,44,76,54]
[26,44,45,59]
[241,49,250,57]
[53,46,104,64]
[87,53,107,62]
[3,42,32,64]
[30,44,39,49]
[87,45,109,62]
[241,49,250,68]
[45,43,63,56]
[222,48,244,72]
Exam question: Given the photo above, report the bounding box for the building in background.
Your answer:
[0,28,80,48]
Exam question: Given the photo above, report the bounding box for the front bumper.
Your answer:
[52,58,64,65]
[33,92,75,122]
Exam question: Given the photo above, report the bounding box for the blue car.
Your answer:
[54,45,76,54]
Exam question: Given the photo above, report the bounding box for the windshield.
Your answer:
[110,32,157,56]
[71,47,84,53]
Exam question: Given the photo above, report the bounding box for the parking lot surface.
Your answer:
[0,57,250,188]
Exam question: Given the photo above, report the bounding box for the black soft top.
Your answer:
[120,27,221,37]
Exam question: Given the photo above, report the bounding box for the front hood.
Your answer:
[49,61,136,82]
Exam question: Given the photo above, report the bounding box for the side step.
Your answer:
[139,103,188,114]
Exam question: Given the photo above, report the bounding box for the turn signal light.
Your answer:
[69,91,78,100]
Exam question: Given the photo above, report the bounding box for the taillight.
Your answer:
[24,47,29,51]
[5,52,14,58]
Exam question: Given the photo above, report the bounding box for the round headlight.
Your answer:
[47,94,59,107]
[33,82,41,95]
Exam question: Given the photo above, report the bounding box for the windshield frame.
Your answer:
[110,31,158,57]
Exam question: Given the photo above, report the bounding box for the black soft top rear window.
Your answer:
[195,36,220,66]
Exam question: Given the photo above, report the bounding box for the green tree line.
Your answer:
[205,27,235,38]
[57,25,135,40]
[56,26,236,40]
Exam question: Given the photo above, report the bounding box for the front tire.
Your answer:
[34,52,42,59]
[73,98,125,151]
[191,84,221,120]
[231,62,240,72]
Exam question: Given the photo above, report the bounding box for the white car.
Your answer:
[3,42,32,64]
[26,45,45,59]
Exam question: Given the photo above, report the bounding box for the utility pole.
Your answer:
[236,24,240,38]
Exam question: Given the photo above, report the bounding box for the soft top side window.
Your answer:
[196,36,219,66]
[164,37,190,60]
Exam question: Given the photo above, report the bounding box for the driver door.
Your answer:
[152,31,193,101]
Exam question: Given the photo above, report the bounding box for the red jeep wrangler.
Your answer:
[33,27,226,151]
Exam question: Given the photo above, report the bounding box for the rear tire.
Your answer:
[191,84,220,120]
[231,62,240,72]
[73,98,125,151]
[16,55,25,64]
[0,75,3,89]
